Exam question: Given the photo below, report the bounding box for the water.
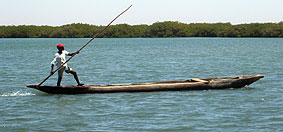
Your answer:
[0,38,282,132]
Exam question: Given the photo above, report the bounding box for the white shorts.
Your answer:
[58,66,72,77]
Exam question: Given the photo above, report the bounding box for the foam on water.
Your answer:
[0,91,36,97]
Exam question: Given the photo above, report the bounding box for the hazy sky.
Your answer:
[0,0,282,26]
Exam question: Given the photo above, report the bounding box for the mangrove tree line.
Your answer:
[0,21,282,38]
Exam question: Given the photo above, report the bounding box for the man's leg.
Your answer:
[57,77,63,86]
[66,67,83,86]
[57,68,64,86]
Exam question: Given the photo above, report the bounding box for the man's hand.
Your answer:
[50,70,55,74]
[68,51,79,56]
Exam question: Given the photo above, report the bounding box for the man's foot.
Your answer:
[77,83,84,86]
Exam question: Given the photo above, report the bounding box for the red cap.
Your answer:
[57,44,65,47]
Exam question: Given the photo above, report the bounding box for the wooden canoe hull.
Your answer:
[26,75,264,94]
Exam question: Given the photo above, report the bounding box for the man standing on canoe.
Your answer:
[51,44,84,86]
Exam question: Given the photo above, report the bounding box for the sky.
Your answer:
[0,0,282,26]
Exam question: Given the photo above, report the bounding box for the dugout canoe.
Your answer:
[26,75,264,94]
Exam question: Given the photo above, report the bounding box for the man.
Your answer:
[51,44,84,86]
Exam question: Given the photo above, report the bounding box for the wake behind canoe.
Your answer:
[27,75,264,94]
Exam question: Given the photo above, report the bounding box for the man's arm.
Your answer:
[67,51,79,56]
[50,64,55,74]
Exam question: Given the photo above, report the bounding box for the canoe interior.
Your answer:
[27,75,264,94]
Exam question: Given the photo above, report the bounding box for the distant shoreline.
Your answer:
[1,21,282,38]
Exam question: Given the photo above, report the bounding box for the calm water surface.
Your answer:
[0,38,282,131]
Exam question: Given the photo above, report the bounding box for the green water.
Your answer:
[0,38,282,131]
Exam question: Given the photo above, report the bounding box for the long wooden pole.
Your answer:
[38,5,132,86]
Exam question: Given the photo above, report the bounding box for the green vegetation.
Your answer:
[0,21,282,38]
